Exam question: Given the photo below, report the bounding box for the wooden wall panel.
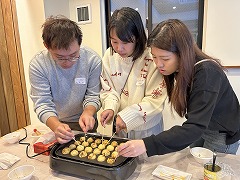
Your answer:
[12,0,30,127]
[0,0,16,134]
[0,0,30,135]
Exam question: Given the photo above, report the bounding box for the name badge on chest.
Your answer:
[136,78,145,86]
[75,78,86,84]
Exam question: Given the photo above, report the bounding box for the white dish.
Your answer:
[31,130,46,138]
[152,165,192,180]
[3,132,21,144]
[190,147,213,164]
[8,165,35,180]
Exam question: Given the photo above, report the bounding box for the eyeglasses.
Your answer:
[55,55,80,62]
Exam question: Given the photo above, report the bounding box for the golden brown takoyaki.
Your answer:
[70,149,78,156]
[62,147,71,155]
[88,153,96,160]
[76,145,84,151]
[79,151,87,158]
[102,149,110,156]
[97,155,106,162]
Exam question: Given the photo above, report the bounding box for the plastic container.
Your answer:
[190,147,213,164]
[3,132,21,144]
[8,165,35,180]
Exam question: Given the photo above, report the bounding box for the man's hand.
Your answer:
[46,116,74,144]
[79,105,97,133]
[117,140,147,157]
[54,123,75,144]
[79,113,95,133]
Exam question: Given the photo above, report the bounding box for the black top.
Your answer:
[143,60,240,156]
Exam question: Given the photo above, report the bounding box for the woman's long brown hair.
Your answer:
[147,19,221,117]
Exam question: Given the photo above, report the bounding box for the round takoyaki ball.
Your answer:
[102,149,110,156]
[88,153,96,160]
[107,157,116,164]
[69,144,77,150]
[82,141,89,147]
[102,139,109,145]
[74,141,81,146]
[111,141,118,147]
[62,147,71,155]
[115,143,124,151]
[87,137,94,143]
[76,145,84,151]
[70,149,79,156]
[84,146,93,153]
[98,144,106,150]
[80,136,86,142]
[107,145,114,152]
[95,138,101,144]
[91,142,98,149]
[111,151,119,158]
[93,148,101,155]
[79,151,88,158]
[97,155,106,162]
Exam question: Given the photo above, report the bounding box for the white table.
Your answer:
[1,125,240,180]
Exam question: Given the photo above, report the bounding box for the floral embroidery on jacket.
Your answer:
[111,72,122,76]
[151,80,166,98]
[140,57,152,79]
[122,89,129,97]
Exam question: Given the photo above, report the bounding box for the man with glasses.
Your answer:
[29,16,102,144]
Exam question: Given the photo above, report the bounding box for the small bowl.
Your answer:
[8,165,35,180]
[3,132,21,144]
[190,147,213,164]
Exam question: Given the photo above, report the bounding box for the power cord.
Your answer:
[18,127,55,158]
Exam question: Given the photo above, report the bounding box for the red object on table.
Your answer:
[33,140,57,156]
[33,128,42,136]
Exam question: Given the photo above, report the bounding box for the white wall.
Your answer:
[16,0,46,125]
[69,0,106,56]
[203,0,240,67]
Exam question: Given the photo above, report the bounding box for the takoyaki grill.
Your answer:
[50,132,137,180]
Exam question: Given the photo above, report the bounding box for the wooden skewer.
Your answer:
[107,132,116,144]
[84,133,87,142]
[72,136,80,145]
[101,127,105,144]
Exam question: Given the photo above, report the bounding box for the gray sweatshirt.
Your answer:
[29,46,102,124]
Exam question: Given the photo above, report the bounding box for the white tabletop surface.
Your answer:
[1,125,240,180]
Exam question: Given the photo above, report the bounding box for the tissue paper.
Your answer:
[0,153,20,170]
